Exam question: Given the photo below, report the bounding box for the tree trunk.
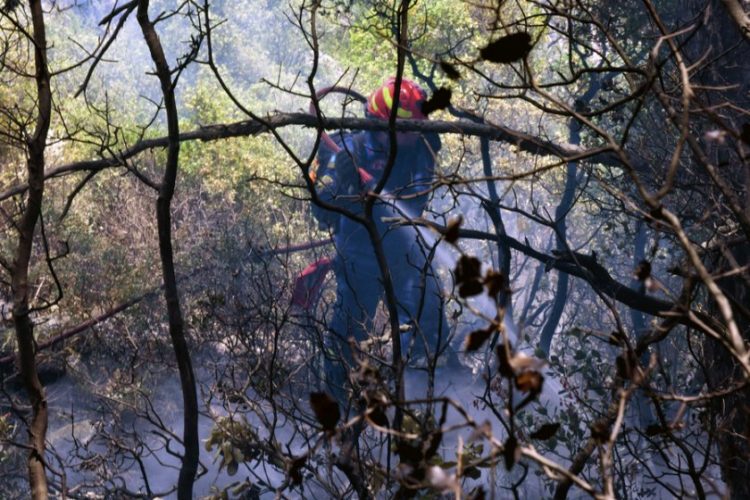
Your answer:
[699,1,750,497]
[11,1,52,497]
[706,245,750,499]
[137,2,199,497]
[539,74,600,354]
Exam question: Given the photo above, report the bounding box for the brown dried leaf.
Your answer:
[367,405,390,428]
[421,87,452,116]
[440,61,462,80]
[529,422,560,440]
[634,260,651,281]
[455,255,482,284]
[646,424,667,437]
[309,392,340,432]
[503,435,519,470]
[480,32,533,64]
[468,487,486,500]
[396,441,422,465]
[465,325,494,352]
[591,419,610,443]
[741,123,750,146]
[463,465,481,479]
[288,455,307,485]
[444,215,463,244]
[483,269,508,300]
[456,255,483,298]
[459,280,484,298]
[515,371,544,394]
[496,345,514,378]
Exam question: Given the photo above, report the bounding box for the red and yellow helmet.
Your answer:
[366,77,427,120]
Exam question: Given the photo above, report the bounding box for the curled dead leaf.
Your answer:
[465,325,496,352]
[309,392,340,433]
[288,454,307,485]
[529,422,560,440]
[440,60,462,80]
[515,371,544,394]
[444,215,463,244]
[421,87,452,116]
[503,435,520,470]
[480,32,533,64]
[496,345,514,378]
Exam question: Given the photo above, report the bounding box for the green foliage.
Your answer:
[322,0,477,89]
[204,416,264,476]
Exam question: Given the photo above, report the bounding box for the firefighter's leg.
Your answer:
[325,256,381,406]
[388,231,454,366]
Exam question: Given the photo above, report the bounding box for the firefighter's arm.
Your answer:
[331,151,364,194]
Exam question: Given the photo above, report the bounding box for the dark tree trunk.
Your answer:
[137,2,199,498]
[706,245,750,499]
[698,1,750,497]
[11,1,52,497]
[539,74,600,354]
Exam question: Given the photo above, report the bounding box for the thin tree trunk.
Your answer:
[539,124,578,355]
[629,220,655,426]
[539,75,600,355]
[11,1,52,497]
[136,2,199,498]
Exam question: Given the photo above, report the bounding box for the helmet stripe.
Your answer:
[397,107,412,118]
[382,86,393,110]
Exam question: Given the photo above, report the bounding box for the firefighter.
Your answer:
[314,77,454,403]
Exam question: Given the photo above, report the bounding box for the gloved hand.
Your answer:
[333,150,362,195]
[334,151,378,193]
[357,167,375,189]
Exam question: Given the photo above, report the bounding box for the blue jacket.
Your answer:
[313,130,441,244]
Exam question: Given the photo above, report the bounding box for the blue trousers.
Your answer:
[324,217,449,403]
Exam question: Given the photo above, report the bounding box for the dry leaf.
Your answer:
[530,422,560,440]
[515,371,544,394]
[440,61,462,80]
[309,392,340,432]
[480,32,533,63]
